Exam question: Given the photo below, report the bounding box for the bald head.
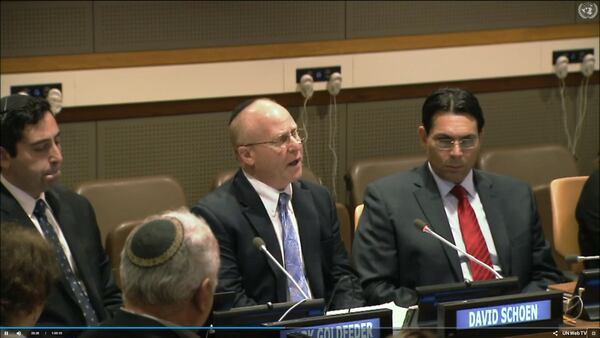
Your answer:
[229,98,285,149]
[228,98,303,189]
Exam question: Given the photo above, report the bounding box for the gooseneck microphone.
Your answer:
[414,219,503,280]
[324,275,350,312]
[252,237,309,300]
[565,255,600,263]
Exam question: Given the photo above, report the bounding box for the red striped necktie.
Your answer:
[450,185,496,280]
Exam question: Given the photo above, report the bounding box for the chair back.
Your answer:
[550,176,588,274]
[335,204,352,254]
[347,154,426,208]
[478,144,577,188]
[354,204,364,231]
[105,220,141,288]
[75,175,186,246]
[479,144,578,268]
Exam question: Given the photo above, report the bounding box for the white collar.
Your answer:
[243,170,293,217]
[1,174,47,217]
[427,162,476,198]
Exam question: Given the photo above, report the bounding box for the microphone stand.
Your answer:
[421,224,503,280]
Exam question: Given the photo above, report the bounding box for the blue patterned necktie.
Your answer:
[277,193,311,302]
[33,199,99,325]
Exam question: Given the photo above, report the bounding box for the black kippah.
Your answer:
[1,94,36,121]
[126,218,184,268]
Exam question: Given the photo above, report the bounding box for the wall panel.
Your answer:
[1,1,93,57]
[56,84,597,204]
[58,121,96,189]
[96,111,237,205]
[346,1,577,39]
[94,1,344,52]
[289,103,348,200]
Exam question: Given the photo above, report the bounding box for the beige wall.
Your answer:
[1,38,598,106]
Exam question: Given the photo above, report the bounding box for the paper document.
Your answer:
[326,301,411,328]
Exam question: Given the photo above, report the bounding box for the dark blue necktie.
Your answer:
[33,199,99,325]
[277,193,311,302]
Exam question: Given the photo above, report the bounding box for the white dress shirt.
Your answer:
[1,174,78,272]
[243,170,313,298]
[427,163,503,281]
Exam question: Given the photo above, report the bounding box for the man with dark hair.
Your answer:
[0,94,121,326]
[352,88,564,307]
[1,223,58,326]
[192,98,364,310]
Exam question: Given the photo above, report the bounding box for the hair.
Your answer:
[0,223,59,325]
[120,209,220,307]
[421,87,485,134]
[0,95,52,156]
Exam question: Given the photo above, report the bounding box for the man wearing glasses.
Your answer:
[352,88,564,307]
[192,98,364,310]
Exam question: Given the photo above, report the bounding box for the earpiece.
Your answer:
[327,72,342,96]
[581,54,595,78]
[299,74,314,100]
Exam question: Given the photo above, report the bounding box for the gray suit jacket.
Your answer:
[352,163,564,307]
[191,170,364,310]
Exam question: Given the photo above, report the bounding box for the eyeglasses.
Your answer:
[433,136,478,150]
[239,129,305,148]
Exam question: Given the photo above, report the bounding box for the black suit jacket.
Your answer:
[79,309,200,338]
[191,170,364,310]
[352,163,565,307]
[0,183,122,326]
[576,169,599,269]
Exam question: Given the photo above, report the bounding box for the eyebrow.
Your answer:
[434,133,476,139]
[28,131,61,147]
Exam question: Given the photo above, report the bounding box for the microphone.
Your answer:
[414,219,503,280]
[252,237,309,300]
[324,275,350,312]
[565,255,600,263]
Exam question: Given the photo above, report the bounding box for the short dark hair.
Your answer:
[0,223,59,325]
[0,95,52,156]
[421,88,485,134]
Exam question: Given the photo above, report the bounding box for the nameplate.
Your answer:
[438,290,563,338]
[281,318,380,338]
[456,299,551,328]
[263,308,392,338]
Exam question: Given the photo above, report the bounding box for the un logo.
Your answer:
[578,2,599,19]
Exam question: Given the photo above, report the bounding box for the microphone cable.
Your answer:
[277,298,309,322]
[324,275,351,313]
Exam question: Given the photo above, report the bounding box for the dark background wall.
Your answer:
[56,85,599,205]
[2,1,598,205]
[1,1,590,58]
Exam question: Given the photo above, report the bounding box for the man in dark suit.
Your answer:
[192,98,364,310]
[0,94,121,326]
[352,88,565,307]
[80,209,219,338]
[576,168,599,269]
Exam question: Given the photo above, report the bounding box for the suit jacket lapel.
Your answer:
[1,184,82,305]
[474,171,511,276]
[290,181,321,294]
[232,171,287,301]
[413,164,463,281]
[42,188,95,305]
[0,183,35,229]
